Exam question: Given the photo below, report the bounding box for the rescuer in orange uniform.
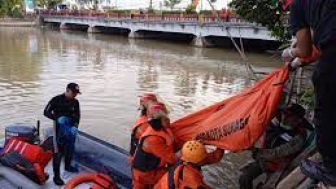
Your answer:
[132,103,177,189]
[154,140,212,189]
[130,93,158,157]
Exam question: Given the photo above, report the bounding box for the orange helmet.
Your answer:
[148,103,168,119]
[181,140,207,164]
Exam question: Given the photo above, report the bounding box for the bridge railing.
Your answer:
[40,10,247,24]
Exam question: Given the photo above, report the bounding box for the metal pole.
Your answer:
[149,0,153,10]
[160,2,162,14]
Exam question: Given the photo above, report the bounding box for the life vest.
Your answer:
[3,138,53,168]
[130,116,149,156]
[133,126,175,172]
[263,122,307,172]
[134,115,148,127]
[154,162,210,189]
[1,138,53,184]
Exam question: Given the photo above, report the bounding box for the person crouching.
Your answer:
[239,104,313,189]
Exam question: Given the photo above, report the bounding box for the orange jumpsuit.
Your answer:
[132,126,176,189]
[129,115,149,159]
[154,163,212,189]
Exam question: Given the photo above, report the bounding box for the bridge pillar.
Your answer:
[88,26,101,33]
[60,23,69,30]
[128,30,144,39]
[192,35,213,48]
[35,15,44,26]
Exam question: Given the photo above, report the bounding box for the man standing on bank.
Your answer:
[282,0,336,185]
[44,83,81,185]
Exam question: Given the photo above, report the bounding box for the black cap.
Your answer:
[286,103,306,118]
[67,83,81,94]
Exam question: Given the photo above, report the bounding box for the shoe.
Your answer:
[300,159,336,186]
[45,173,49,181]
[65,165,79,173]
[53,176,64,185]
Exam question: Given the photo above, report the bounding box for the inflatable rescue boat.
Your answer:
[0,123,132,189]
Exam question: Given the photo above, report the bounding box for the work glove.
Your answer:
[290,57,302,69]
[282,48,295,62]
[70,126,78,136]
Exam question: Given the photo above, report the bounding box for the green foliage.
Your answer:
[300,89,315,110]
[34,0,62,9]
[0,0,23,17]
[164,0,182,10]
[0,0,5,17]
[106,9,132,14]
[229,0,291,42]
[161,10,183,14]
[185,4,196,14]
[199,10,214,15]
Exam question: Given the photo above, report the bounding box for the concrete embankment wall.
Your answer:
[0,18,36,27]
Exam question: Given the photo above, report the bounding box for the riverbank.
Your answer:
[0,18,36,27]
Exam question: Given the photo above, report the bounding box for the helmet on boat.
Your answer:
[148,103,168,119]
[181,140,207,164]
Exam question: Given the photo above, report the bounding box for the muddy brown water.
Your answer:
[0,27,281,188]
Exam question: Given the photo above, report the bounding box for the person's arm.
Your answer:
[299,45,321,64]
[283,0,312,61]
[292,28,312,58]
[44,97,56,120]
[257,135,305,160]
[73,100,80,126]
[291,0,312,57]
[143,136,177,165]
[199,148,224,166]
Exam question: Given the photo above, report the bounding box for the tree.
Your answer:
[0,0,5,17]
[34,0,62,9]
[164,0,182,10]
[0,0,23,17]
[185,4,196,14]
[229,0,291,42]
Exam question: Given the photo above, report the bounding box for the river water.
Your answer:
[0,27,280,188]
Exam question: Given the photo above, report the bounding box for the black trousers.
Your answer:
[312,48,336,165]
[53,136,75,178]
[239,161,263,189]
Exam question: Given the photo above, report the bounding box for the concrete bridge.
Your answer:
[40,12,277,48]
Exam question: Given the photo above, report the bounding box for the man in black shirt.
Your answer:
[282,0,336,186]
[44,83,81,185]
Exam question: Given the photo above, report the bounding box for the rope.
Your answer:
[285,68,297,106]
[204,0,257,79]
